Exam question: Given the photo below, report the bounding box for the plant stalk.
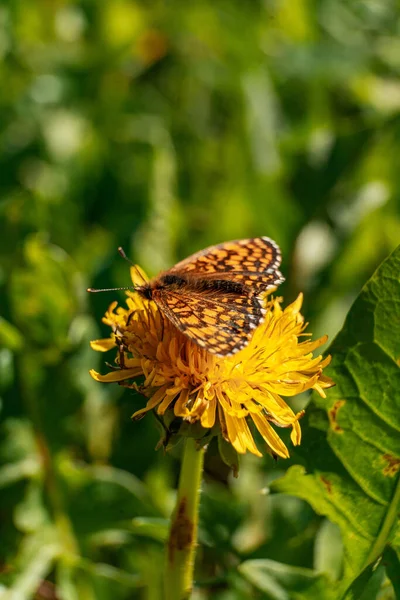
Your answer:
[164,438,205,600]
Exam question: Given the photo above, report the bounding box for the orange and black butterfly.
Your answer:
[89,237,284,356]
[140,237,284,356]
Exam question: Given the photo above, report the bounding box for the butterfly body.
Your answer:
[135,237,284,357]
[137,273,249,299]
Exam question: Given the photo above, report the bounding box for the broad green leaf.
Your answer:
[271,245,400,597]
[238,559,335,600]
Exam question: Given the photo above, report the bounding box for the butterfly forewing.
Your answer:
[169,237,284,293]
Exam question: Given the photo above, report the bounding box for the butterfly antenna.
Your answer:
[87,247,146,293]
[118,246,147,285]
[118,246,134,265]
[87,286,135,293]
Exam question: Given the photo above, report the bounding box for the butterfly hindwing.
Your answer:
[151,285,264,356]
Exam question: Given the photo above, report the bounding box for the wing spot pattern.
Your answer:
[137,237,284,355]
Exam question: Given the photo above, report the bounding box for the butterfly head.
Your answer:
[136,283,153,300]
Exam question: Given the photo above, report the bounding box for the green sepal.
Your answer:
[218,435,239,477]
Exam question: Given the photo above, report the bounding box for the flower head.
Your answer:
[90,266,334,460]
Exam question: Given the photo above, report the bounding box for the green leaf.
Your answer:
[5,526,60,599]
[314,520,343,581]
[130,517,169,542]
[218,435,239,477]
[14,481,49,533]
[271,246,400,596]
[77,559,142,588]
[342,562,385,600]
[59,461,162,539]
[56,561,142,600]
[383,546,400,599]
[10,235,80,354]
[0,318,23,351]
[0,420,41,488]
[238,559,336,600]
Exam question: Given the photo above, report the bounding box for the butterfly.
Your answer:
[133,237,284,356]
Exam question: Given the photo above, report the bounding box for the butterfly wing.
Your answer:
[148,237,284,355]
[168,237,284,294]
[152,287,264,356]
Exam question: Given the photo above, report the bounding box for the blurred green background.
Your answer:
[1,1,399,598]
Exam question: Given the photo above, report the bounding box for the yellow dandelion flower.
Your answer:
[90,266,334,460]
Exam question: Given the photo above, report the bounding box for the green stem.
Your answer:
[365,472,400,565]
[164,438,205,600]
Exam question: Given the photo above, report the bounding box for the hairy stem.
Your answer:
[164,438,205,600]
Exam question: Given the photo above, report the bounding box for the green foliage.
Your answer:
[272,247,400,598]
[1,1,399,598]
[239,559,335,600]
